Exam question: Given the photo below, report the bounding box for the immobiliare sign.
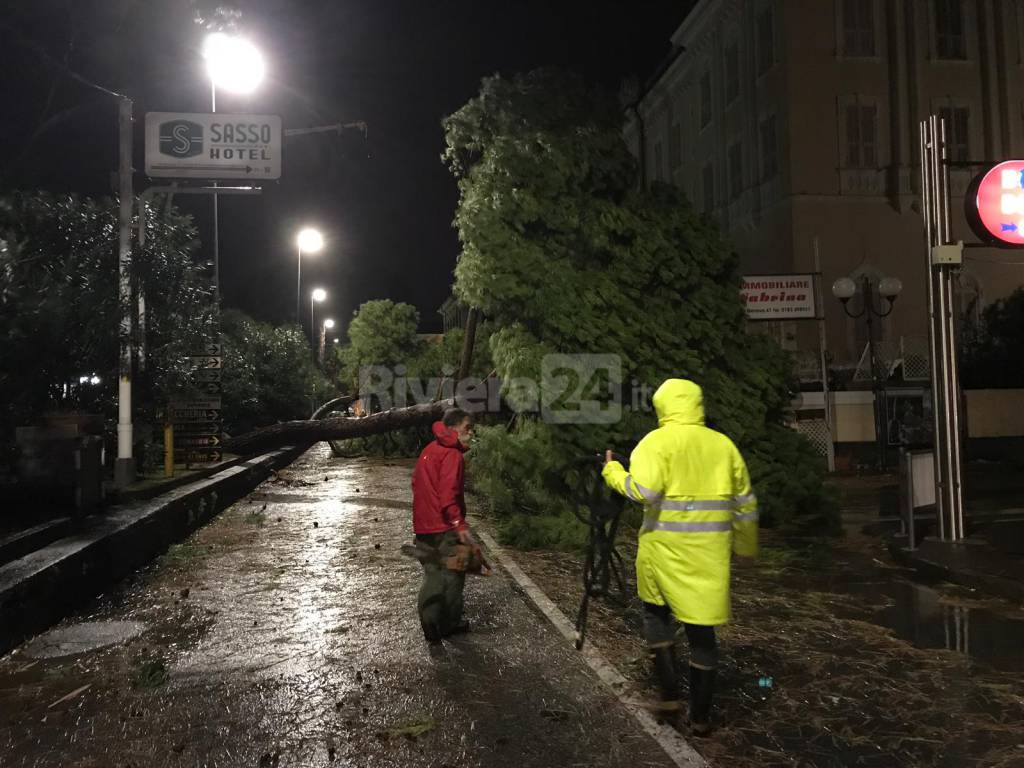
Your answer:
[740,274,817,320]
[144,112,282,180]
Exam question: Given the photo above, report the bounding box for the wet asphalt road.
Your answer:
[0,446,677,768]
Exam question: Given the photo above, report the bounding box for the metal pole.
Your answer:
[921,117,947,540]
[864,277,887,470]
[211,81,220,310]
[311,297,315,348]
[115,96,136,487]
[296,246,302,327]
[813,238,835,472]
[936,116,966,540]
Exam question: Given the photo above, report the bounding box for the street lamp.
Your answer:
[203,33,265,97]
[310,287,327,342]
[202,33,265,310]
[296,228,324,326]
[833,273,903,468]
[319,318,336,365]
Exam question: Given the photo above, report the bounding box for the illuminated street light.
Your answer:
[203,33,265,94]
[319,318,336,365]
[296,228,325,327]
[310,287,327,342]
[297,228,324,254]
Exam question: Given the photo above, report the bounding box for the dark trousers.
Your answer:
[416,531,466,638]
[642,602,719,669]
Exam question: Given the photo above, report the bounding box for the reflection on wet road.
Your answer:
[0,447,677,767]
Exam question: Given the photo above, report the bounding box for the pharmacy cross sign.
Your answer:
[967,160,1024,247]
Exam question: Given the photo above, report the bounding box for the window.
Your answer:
[939,106,970,161]
[669,122,682,170]
[699,70,712,128]
[702,163,715,214]
[936,0,966,60]
[842,0,876,57]
[845,103,878,168]
[760,115,778,180]
[653,141,664,182]
[725,41,740,104]
[728,141,743,199]
[757,6,775,74]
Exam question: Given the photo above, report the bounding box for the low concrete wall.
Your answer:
[965,390,1024,438]
[0,446,305,656]
[796,389,1024,444]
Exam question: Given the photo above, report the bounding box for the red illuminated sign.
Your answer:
[967,160,1024,246]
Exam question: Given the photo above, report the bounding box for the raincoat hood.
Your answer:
[652,379,705,427]
[432,420,467,451]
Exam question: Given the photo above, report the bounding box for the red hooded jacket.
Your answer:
[412,421,468,534]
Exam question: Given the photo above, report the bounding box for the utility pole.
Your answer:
[920,115,967,542]
[115,96,135,487]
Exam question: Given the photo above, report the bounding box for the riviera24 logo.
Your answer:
[158,119,204,159]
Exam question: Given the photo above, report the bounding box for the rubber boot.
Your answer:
[688,665,716,736]
[646,646,683,723]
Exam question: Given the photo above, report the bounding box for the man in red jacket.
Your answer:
[411,407,482,641]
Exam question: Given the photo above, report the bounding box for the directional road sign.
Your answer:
[177,435,222,447]
[189,369,222,384]
[145,113,282,180]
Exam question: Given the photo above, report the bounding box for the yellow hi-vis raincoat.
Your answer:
[602,379,758,626]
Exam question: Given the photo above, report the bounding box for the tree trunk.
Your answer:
[457,307,480,382]
[223,399,452,456]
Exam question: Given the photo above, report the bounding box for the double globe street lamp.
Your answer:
[832,273,903,468]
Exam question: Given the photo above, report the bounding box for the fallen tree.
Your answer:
[222,399,452,456]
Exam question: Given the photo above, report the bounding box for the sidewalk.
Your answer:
[0,447,303,656]
[0,447,685,768]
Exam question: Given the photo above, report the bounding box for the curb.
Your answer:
[476,531,708,768]
[0,446,305,657]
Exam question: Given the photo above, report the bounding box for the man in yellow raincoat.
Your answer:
[603,378,758,734]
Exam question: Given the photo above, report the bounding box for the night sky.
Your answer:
[1,1,688,333]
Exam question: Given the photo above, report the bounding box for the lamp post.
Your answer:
[202,33,265,307]
[833,273,903,468]
[319,318,335,366]
[310,287,327,344]
[295,228,324,328]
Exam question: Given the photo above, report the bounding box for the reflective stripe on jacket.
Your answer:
[602,379,758,626]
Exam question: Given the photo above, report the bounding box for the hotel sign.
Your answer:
[145,112,282,180]
[967,160,1024,246]
[741,274,817,320]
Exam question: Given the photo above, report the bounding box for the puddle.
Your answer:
[23,620,147,658]
[837,578,1024,673]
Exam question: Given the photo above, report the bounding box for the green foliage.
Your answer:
[444,70,837,543]
[0,192,213,438]
[961,288,1024,388]
[342,299,423,389]
[219,310,331,434]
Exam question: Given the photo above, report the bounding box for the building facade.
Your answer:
[627,0,1024,380]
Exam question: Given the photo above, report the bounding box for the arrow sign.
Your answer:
[177,435,221,447]
[189,356,222,370]
[175,449,223,463]
[201,382,223,395]
[201,342,221,356]
[170,408,221,423]
[189,369,222,383]
[174,423,219,436]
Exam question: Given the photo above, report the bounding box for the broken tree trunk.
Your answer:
[222,399,453,456]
